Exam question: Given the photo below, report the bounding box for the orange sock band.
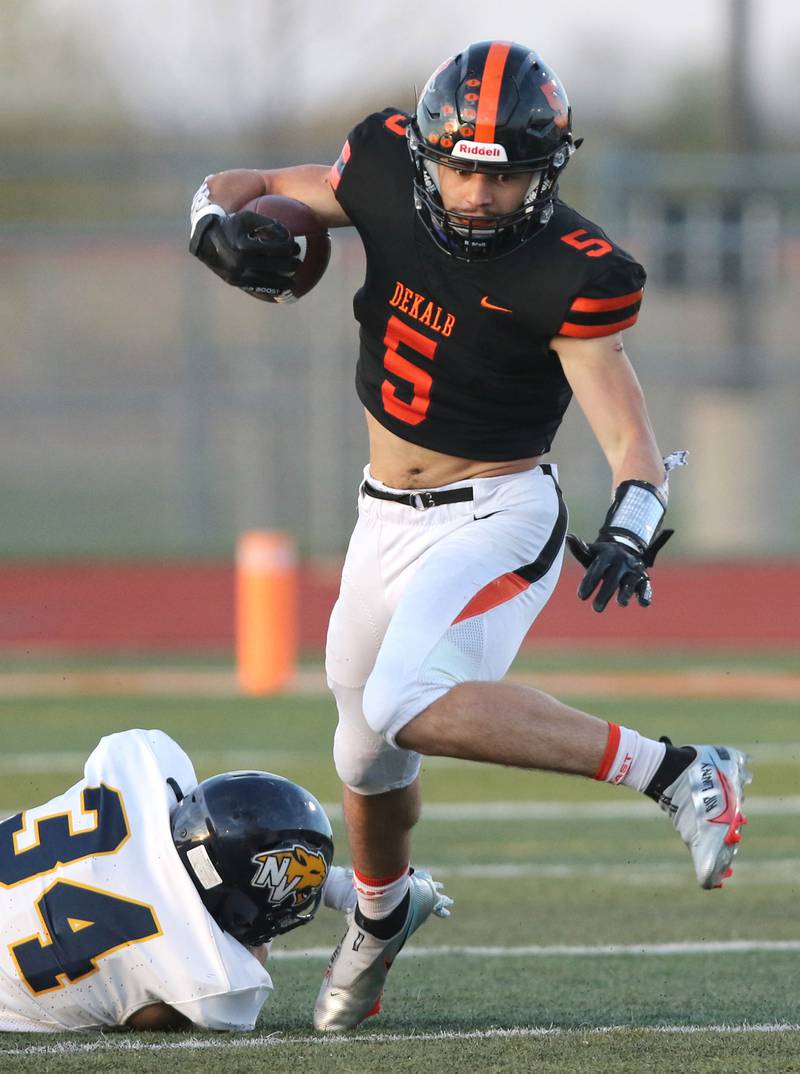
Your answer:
[353,866,410,889]
[594,722,621,781]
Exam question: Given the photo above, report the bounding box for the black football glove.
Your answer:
[566,476,675,613]
[565,529,673,613]
[190,211,301,292]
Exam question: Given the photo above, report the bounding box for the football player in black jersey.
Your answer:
[190,41,750,1032]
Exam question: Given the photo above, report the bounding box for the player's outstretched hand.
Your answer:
[190,211,301,290]
[427,875,454,918]
[322,866,358,913]
[566,530,673,613]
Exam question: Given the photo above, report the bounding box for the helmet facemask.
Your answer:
[412,145,572,261]
[212,877,325,945]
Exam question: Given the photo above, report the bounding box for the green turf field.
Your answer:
[0,655,798,1073]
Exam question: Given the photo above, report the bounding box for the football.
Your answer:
[240,194,331,302]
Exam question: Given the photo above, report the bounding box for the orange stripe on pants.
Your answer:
[452,571,530,624]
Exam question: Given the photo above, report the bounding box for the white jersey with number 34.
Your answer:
[0,729,272,1031]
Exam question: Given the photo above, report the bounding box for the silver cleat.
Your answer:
[659,744,751,889]
[313,869,452,1032]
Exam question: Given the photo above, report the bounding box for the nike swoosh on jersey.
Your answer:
[480,295,513,313]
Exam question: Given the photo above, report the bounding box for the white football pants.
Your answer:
[326,464,567,795]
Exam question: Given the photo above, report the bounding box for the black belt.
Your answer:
[362,480,474,509]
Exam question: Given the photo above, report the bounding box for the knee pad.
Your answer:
[362,654,452,746]
[330,680,421,795]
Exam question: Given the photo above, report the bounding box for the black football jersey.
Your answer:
[330,109,646,461]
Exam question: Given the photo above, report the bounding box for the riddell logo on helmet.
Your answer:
[452,141,508,161]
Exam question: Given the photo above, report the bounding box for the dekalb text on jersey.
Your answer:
[389,281,456,337]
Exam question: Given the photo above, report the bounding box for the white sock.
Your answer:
[353,866,410,920]
[595,722,667,793]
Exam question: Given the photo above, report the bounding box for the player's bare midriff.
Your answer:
[365,410,543,488]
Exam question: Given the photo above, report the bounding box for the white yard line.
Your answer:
[403,796,800,820]
[2,1022,799,1057]
[0,750,319,773]
[270,939,800,961]
[0,741,796,772]
[416,858,800,883]
[1,795,798,824]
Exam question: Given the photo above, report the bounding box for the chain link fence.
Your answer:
[2,147,798,559]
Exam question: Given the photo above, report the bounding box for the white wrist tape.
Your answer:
[610,483,665,547]
[190,178,227,238]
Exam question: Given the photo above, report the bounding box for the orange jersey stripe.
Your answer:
[328,139,351,192]
[452,570,529,625]
[595,722,621,781]
[557,312,640,339]
[570,288,644,314]
[474,42,512,143]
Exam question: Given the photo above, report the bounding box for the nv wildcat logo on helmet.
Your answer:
[172,770,334,944]
[251,844,329,906]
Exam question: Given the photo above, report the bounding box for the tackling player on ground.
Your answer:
[0,729,452,1031]
[190,41,751,1032]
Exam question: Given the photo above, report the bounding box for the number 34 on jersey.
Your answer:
[0,785,161,997]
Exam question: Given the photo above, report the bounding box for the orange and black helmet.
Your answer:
[408,41,580,260]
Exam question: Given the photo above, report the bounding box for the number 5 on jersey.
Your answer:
[560,228,612,258]
[381,315,438,426]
